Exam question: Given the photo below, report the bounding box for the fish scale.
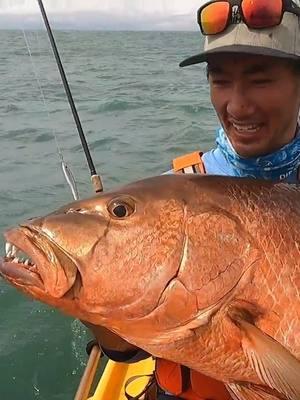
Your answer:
[0,174,299,400]
[238,213,300,359]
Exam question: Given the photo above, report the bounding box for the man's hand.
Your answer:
[82,321,139,353]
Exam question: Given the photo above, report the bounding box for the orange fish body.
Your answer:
[0,175,299,400]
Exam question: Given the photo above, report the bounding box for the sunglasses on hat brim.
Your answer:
[198,0,300,35]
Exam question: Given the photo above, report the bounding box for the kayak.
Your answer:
[89,357,155,400]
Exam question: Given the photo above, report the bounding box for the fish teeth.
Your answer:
[5,242,34,266]
[12,245,17,257]
[5,242,18,258]
[5,242,12,256]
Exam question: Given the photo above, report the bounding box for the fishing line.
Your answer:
[22,29,79,201]
[22,21,102,397]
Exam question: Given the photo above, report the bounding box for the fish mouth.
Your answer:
[0,226,79,298]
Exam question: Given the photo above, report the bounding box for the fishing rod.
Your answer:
[36,2,103,398]
[37,0,103,194]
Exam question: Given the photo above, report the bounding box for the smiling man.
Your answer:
[174,0,300,183]
[207,54,300,159]
[86,1,300,400]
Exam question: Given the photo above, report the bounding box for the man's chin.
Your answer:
[228,130,269,158]
[232,144,269,158]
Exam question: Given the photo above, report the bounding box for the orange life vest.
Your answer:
[153,151,229,400]
[155,359,231,400]
[172,151,206,175]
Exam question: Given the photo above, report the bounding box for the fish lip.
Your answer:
[1,226,80,297]
[0,256,44,290]
[0,227,44,288]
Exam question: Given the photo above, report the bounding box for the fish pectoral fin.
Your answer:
[227,382,283,400]
[238,320,300,400]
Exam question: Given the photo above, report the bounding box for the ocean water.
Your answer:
[0,30,218,399]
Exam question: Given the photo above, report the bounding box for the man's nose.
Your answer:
[226,83,255,119]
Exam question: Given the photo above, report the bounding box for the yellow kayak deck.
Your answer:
[89,358,155,400]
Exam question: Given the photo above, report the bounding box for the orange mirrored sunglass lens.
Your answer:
[200,2,230,34]
[242,0,283,28]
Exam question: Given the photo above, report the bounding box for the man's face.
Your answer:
[208,53,300,158]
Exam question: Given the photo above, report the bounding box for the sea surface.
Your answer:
[0,30,218,399]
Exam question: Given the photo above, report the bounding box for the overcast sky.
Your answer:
[0,0,203,30]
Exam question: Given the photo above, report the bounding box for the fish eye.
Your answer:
[107,197,135,219]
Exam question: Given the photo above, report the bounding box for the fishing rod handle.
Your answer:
[92,175,104,193]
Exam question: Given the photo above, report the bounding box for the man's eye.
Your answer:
[253,79,273,84]
[212,79,230,85]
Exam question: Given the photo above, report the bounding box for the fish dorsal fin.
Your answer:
[227,382,283,400]
[238,320,300,400]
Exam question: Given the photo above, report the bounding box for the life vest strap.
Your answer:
[125,373,156,400]
[172,151,206,174]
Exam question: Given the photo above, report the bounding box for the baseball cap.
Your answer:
[180,8,300,67]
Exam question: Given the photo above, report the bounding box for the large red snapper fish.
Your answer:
[0,175,299,400]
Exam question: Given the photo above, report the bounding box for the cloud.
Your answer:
[0,0,200,14]
[0,12,198,30]
[0,0,200,30]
